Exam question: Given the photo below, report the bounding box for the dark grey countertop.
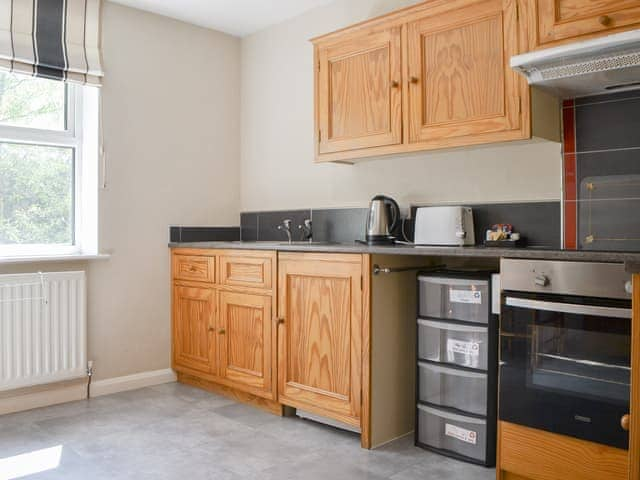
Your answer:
[169,241,640,271]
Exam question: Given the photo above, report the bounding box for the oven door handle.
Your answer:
[504,297,631,319]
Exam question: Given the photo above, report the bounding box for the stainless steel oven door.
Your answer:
[499,292,631,449]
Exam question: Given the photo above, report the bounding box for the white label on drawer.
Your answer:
[447,339,480,357]
[445,423,478,445]
[449,289,482,304]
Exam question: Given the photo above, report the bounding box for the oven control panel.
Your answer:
[500,259,631,299]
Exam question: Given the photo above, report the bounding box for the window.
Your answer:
[0,71,98,258]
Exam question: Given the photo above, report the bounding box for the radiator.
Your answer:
[0,272,87,392]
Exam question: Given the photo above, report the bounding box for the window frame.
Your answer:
[0,77,97,259]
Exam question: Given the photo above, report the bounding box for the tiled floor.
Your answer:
[0,382,495,479]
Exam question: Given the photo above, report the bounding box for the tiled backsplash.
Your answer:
[563,91,640,251]
[169,226,240,243]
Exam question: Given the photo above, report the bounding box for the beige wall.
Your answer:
[0,3,242,386]
[240,0,562,211]
[85,3,240,380]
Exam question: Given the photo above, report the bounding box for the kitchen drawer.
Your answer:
[417,404,488,463]
[418,361,487,416]
[418,276,489,324]
[219,253,273,289]
[173,255,215,283]
[418,319,488,370]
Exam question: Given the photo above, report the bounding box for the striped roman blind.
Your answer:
[0,0,103,86]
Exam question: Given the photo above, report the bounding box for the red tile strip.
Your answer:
[562,99,577,250]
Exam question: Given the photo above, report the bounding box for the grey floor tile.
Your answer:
[212,402,275,427]
[0,382,494,480]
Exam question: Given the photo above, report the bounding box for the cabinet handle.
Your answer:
[218,328,226,334]
[621,414,630,431]
[599,15,612,26]
[410,76,419,84]
[275,318,285,325]
[208,326,215,332]
[391,80,400,88]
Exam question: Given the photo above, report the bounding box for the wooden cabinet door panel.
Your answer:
[318,27,402,154]
[219,291,273,396]
[173,285,216,374]
[278,254,362,425]
[538,0,640,45]
[407,0,521,144]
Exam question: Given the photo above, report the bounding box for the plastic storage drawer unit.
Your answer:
[418,275,489,324]
[418,361,488,416]
[417,319,489,370]
[417,404,490,464]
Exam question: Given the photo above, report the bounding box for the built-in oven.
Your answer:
[499,259,632,450]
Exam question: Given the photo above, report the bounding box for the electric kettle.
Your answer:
[365,195,400,245]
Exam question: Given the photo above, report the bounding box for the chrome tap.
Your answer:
[277,219,293,244]
[299,219,312,242]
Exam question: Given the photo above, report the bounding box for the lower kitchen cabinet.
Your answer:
[276,253,366,429]
[218,290,275,397]
[172,285,216,375]
[171,249,279,409]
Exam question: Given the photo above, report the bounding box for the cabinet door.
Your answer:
[407,0,521,145]
[277,254,363,426]
[173,285,216,374]
[317,26,402,155]
[218,291,274,397]
[538,0,640,46]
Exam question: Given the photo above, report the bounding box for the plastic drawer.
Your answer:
[417,319,488,370]
[418,361,488,416]
[419,276,489,324]
[417,404,488,463]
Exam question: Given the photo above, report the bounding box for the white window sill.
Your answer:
[0,253,111,265]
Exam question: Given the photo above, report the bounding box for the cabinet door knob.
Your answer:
[218,328,226,334]
[410,76,419,84]
[276,318,285,325]
[391,80,400,88]
[621,414,630,431]
[208,326,215,332]
[599,15,612,26]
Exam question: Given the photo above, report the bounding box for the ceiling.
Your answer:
[109,0,336,37]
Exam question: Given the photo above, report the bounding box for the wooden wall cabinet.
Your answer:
[312,0,558,163]
[172,249,279,409]
[276,253,368,430]
[531,0,640,48]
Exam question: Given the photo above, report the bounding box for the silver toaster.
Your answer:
[414,206,475,246]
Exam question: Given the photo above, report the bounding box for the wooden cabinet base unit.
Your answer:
[497,421,628,480]
[172,249,278,405]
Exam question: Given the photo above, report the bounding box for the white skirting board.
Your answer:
[91,368,177,397]
[0,368,177,415]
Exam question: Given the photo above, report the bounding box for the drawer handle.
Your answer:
[208,326,215,332]
[410,76,420,84]
[189,266,198,272]
[599,15,612,26]
[621,414,630,431]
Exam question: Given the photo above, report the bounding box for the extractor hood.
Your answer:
[511,29,640,98]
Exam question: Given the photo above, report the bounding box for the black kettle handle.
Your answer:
[383,196,400,234]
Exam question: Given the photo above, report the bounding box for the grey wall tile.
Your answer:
[575,90,640,106]
[579,174,640,201]
[169,226,181,242]
[576,95,640,151]
[410,202,561,248]
[240,213,258,242]
[179,227,240,242]
[577,198,640,251]
[312,208,368,243]
[577,149,640,185]
[257,210,311,241]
